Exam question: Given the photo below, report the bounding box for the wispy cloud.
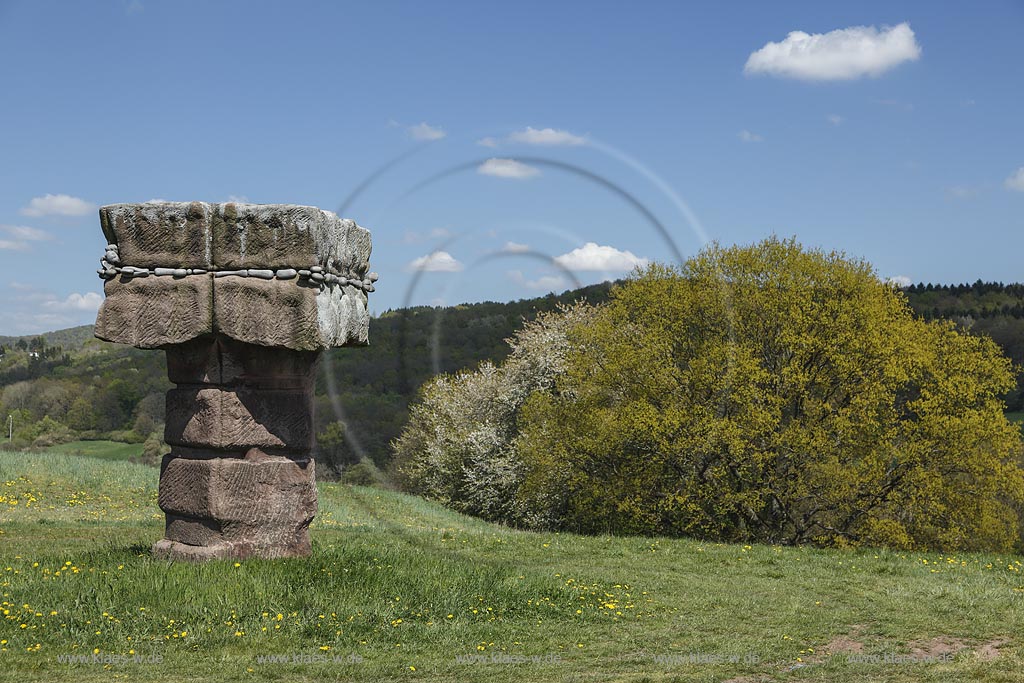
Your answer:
[886,275,912,288]
[738,129,763,143]
[407,122,446,141]
[1004,167,1024,192]
[945,185,980,200]
[507,126,587,146]
[42,291,104,312]
[477,127,587,148]
[554,242,649,271]
[826,113,844,126]
[501,241,530,253]
[1,225,52,244]
[873,98,914,111]
[745,23,921,81]
[402,227,453,244]
[408,251,464,272]
[20,193,96,217]
[477,158,541,180]
[508,270,567,291]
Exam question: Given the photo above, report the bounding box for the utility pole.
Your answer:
[6,414,11,442]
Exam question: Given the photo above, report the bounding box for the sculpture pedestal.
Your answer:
[152,334,319,561]
[92,200,375,561]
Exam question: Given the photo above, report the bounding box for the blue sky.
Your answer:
[1,0,1022,335]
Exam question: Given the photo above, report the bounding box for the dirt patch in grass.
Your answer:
[905,635,1013,661]
[825,636,865,655]
[907,636,971,659]
[821,624,867,657]
[976,638,1010,661]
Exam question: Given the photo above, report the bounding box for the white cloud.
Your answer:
[744,22,921,81]
[21,193,96,217]
[508,270,567,291]
[408,251,464,272]
[476,136,499,148]
[507,126,587,146]
[827,113,844,126]
[738,129,763,143]
[887,275,912,288]
[502,241,530,253]
[145,198,170,203]
[1004,167,1024,192]
[554,242,649,272]
[43,291,104,312]
[0,240,29,251]
[226,195,250,204]
[407,122,446,141]
[2,225,52,242]
[477,158,541,180]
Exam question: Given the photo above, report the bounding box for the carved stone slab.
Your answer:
[94,201,372,351]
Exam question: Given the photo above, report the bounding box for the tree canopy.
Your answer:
[518,238,1024,550]
[397,237,1024,551]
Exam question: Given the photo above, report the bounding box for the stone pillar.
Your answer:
[93,201,375,561]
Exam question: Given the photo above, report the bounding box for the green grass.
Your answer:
[42,440,142,461]
[1,453,1022,682]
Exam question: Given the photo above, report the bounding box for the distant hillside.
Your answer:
[0,324,96,351]
[0,282,617,472]
[1,279,1021,473]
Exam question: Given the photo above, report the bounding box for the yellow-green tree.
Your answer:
[517,237,1024,550]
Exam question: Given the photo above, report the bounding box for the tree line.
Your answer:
[0,273,1022,474]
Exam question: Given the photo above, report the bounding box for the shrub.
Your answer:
[392,303,595,525]
[518,238,1024,551]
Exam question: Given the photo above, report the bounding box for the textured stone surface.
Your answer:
[100,202,214,270]
[158,452,315,536]
[165,334,319,387]
[164,387,315,452]
[212,276,368,350]
[94,201,371,351]
[93,201,372,561]
[94,275,213,348]
[154,338,320,560]
[163,336,317,453]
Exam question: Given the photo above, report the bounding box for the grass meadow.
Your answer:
[40,440,143,462]
[0,448,1022,682]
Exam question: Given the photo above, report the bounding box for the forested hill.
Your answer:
[1,280,1022,474]
[0,325,95,352]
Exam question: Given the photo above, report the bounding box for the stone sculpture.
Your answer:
[93,201,375,561]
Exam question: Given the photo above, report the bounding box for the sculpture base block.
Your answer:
[151,334,320,561]
[153,450,317,560]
